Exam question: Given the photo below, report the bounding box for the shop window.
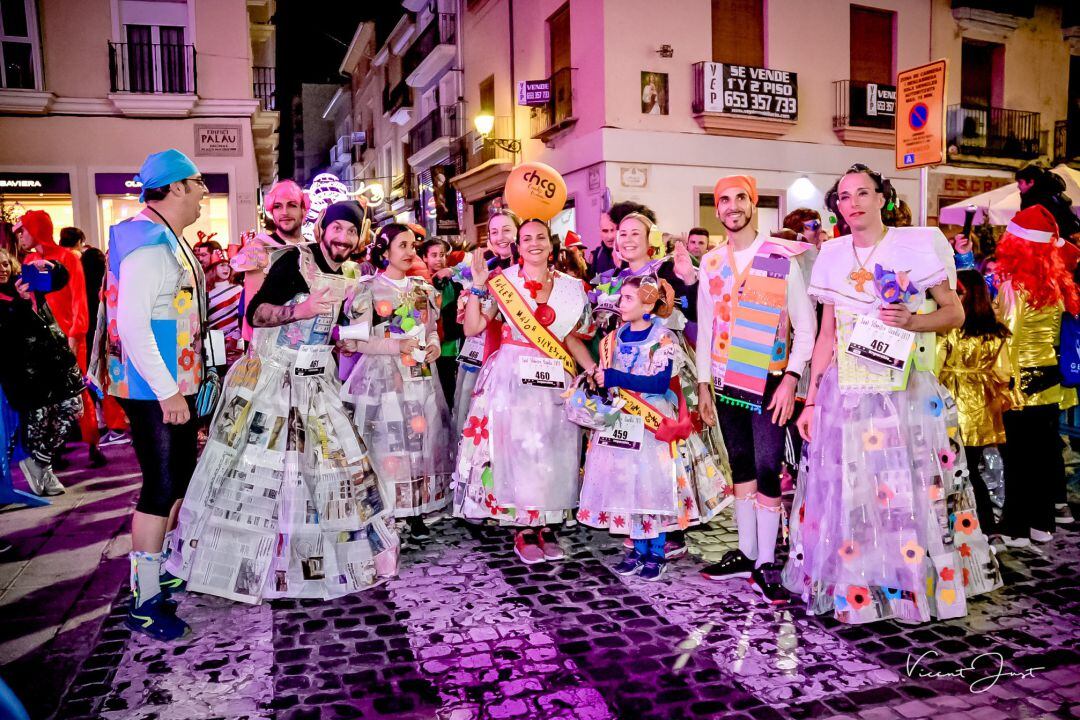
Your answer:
[0,0,42,89]
[711,0,764,67]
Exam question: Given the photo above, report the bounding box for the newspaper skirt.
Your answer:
[340,353,453,517]
[452,343,582,526]
[165,349,400,603]
[781,364,1002,624]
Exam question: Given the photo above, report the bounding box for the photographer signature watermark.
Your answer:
[906,650,1045,693]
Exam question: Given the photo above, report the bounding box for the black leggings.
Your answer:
[1000,405,1059,536]
[715,375,786,499]
[118,396,198,517]
[964,446,997,536]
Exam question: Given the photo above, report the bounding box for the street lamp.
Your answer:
[474,113,521,153]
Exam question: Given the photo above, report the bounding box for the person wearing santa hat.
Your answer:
[695,174,817,604]
[995,205,1080,547]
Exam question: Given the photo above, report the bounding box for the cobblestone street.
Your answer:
[2,443,1079,720]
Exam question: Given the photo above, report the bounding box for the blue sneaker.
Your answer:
[614,549,644,576]
[159,571,186,594]
[126,593,190,641]
[639,555,667,582]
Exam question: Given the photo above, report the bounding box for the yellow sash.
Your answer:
[599,332,664,433]
[488,273,576,375]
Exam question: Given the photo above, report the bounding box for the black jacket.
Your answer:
[0,262,85,412]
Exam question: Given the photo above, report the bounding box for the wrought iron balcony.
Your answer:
[253,66,275,111]
[403,13,456,88]
[833,80,895,130]
[947,104,1041,160]
[408,104,462,153]
[108,41,196,94]
[529,67,575,142]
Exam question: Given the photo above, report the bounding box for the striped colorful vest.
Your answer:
[701,236,804,412]
[104,219,204,400]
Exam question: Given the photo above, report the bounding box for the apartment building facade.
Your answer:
[0,0,279,248]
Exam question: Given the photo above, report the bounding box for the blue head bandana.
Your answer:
[135,149,199,202]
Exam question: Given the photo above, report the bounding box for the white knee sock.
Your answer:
[735,495,758,560]
[755,500,781,567]
[130,551,163,608]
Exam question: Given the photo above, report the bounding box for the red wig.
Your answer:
[995,212,1080,315]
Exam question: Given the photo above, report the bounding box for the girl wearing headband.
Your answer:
[574,276,725,580]
[340,223,454,538]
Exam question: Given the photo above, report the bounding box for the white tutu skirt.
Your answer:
[782,365,1002,624]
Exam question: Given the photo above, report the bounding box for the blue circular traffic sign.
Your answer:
[909,103,929,130]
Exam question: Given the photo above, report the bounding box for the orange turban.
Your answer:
[713,175,758,206]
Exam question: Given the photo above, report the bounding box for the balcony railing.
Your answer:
[530,67,575,141]
[402,13,456,81]
[109,41,196,94]
[833,80,895,130]
[455,115,516,171]
[1054,120,1069,164]
[947,105,1041,160]
[408,104,463,152]
[383,79,412,116]
[253,65,275,111]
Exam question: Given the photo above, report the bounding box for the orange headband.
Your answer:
[713,175,758,206]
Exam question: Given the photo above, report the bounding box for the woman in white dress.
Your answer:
[453,219,595,565]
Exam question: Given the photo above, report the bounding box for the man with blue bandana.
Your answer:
[103,148,208,640]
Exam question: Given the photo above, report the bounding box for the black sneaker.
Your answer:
[614,549,644,576]
[700,549,755,581]
[407,516,430,538]
[750,562,788,605]
[639,555,667,582]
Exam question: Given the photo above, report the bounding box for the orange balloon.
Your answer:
[503,162,567,222]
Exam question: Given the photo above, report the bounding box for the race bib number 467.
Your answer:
[518,356,565,389]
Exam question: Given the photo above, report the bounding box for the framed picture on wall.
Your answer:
[641,72,669,115]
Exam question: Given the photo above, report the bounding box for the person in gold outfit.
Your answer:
[939,268,1012,538]
[995,206,1080,548]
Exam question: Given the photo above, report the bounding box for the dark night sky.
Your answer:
[275,1,404,178]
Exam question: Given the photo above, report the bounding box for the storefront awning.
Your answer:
[450,159,513,204]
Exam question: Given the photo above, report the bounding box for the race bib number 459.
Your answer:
[597,414,644,451]
[518,356,565,389]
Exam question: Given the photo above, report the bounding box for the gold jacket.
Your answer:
[997,283,1076,410]
[937,329,1010,446]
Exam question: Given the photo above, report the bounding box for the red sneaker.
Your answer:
[537,527,565,561]
[514,530,546,565]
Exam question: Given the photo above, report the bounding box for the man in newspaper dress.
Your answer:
[166,201,399,603]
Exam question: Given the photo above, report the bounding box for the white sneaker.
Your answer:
[18,458,49,496]
[1055,503,1075,524]
[1001,535,1031,548]
[1030,528,1053,544]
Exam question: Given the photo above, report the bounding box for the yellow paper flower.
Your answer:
[177,331,191,348]
[939,588,956,606]
[172,290,192,314]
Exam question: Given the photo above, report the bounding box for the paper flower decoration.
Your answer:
[953,511,978,535]
[927,397,943,416]
[873,264,918,305]
[862,429,885,451]
[901,539,925,565]
[939,448,956,469]
[883,587,902,600]
[838,540,861,563]
[846,586,871,610]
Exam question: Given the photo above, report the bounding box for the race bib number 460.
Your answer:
[518,356,565,389]
[597,414,645,451]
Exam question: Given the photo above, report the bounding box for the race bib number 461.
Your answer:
[518,356,565,389]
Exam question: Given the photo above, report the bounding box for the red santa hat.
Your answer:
[562,230,583,249]
[1005,205,1063,247]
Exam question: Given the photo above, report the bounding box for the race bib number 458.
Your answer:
[518,356,565,389]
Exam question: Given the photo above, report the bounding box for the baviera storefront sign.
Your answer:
[0,172,71,194]
[194,124,243,157]
[95,173,230,195]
